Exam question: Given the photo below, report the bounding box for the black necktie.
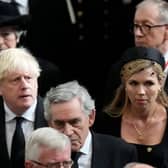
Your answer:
[11,117,25,168]
[72,152,82,168]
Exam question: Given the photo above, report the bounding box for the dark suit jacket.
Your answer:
[0,96,48,168]
[90,132,137,168]
[37,57,60,96]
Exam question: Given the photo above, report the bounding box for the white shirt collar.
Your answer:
[5,99,37,122]
[164,51,168,63]
[79,131,92,155]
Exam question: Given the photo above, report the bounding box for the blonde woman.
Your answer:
[95,47,168,168]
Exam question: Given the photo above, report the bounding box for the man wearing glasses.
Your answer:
[133,0,168,76]
[100,0,168,109]
[25,127,73,168]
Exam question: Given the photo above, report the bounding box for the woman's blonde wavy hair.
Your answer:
[104,59,168,117]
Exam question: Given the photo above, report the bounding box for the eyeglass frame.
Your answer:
[132,23,168,35]
[31,160,74,168]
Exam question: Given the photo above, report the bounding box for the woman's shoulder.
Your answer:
[93,111,122,136]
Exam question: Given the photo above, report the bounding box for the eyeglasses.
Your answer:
[132,23,168,35]
[31,160,73,168]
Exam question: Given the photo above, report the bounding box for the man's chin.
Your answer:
[71,141,82,152]
[135,42,146,47]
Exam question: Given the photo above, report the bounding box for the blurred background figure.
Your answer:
[25,0,142,112]
[0,0,29,15]
[0,1,29,49]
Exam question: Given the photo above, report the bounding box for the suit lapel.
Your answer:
[34,96,48,129]
[91,131,104,168]
[0,97,10,165]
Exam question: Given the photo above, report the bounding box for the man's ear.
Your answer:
[88,109,96,127]
[25,160,34,168]
[158,26,168,53]
[159,78,164,87]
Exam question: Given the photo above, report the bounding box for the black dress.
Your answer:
[94,112,168,168]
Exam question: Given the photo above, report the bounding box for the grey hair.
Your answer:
[136,0,168,24]
[124,162,155,168]
[0,48,41,82]
[44,80,95,121]
[25,127,71,161]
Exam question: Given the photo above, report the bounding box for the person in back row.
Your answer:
[43,80,137,168]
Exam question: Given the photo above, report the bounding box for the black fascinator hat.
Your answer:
[119,46,165,71]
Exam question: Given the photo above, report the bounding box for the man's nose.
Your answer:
[63,123,73,136]
[20,77,29,88]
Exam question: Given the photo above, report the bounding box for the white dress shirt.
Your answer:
[5,99,37,157]
[78,131,92,168]
[164,51,168,75]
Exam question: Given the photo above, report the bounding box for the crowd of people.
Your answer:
[0,0,168,168]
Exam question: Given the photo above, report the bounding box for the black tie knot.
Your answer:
[15,116,24,124]
[71,152,82,168]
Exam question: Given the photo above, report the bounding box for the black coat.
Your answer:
[90,131,138,168]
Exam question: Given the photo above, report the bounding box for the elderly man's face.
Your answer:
[48,97,95,152]
[0,26,18,50]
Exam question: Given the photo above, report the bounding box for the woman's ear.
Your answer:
[159,26,168,53]
[159,78,164,88]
